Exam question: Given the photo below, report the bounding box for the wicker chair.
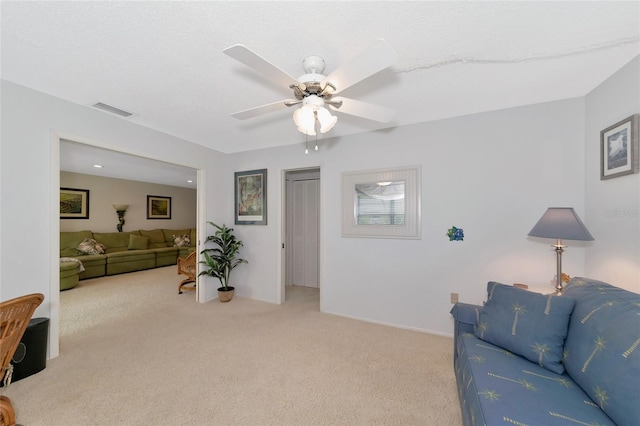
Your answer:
[177,251,197,294]
[1,293,44,426]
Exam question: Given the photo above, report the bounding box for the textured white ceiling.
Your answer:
[2,1,639,157]
[60,140,198,189]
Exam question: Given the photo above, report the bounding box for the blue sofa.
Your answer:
[451,277,639,426]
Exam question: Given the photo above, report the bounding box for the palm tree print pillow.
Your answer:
[474,282,576,374]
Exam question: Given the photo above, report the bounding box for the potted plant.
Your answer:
[198,222,248,302]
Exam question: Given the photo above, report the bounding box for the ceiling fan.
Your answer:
[223,39,398,135]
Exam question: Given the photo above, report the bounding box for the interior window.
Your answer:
[354,181,405,225]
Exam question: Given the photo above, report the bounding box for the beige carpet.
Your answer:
[4,266,462,425]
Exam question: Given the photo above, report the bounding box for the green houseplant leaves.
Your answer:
[198,222,248,291]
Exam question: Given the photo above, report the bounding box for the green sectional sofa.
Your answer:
[59,228,196,289]
[60,260,81,290]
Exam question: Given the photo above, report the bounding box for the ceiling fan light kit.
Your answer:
[293,95,337,135]
[223,39,398,150]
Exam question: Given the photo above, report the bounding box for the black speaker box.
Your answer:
[1,317,49,385]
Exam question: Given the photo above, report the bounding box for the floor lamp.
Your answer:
[528,207,594,294]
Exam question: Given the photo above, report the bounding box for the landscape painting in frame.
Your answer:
[60,187,89,219]
[235,169,267,225]
[147,195,172,219]
[601,114,639,180]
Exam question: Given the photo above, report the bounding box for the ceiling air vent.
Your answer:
[92,102,134,118]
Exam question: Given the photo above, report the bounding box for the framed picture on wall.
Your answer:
[235,169,267,225]
[600,114,639,180]
[60,187,90,219]
[147,195,172,219]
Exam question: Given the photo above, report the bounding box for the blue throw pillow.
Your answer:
[474,282,575,374]
[562,277,640,426]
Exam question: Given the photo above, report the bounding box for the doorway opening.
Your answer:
[59,139,201,299]
[283,168,320,306]
[50,133,206,358]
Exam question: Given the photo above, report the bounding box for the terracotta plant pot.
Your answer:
[217,286,235,303]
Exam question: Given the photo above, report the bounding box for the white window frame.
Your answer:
[342,165,421,239]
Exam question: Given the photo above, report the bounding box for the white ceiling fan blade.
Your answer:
[322,39,398,94]
[231,100,297,120]
[224,44,300,89]
[330,97,396,123]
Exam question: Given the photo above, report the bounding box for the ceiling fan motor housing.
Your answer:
[302,55,325,74]
[292,81,330,99]
[291,55,338,101]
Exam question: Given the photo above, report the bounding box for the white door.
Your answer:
[288,178,319,288]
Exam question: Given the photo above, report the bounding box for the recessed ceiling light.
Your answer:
[187,180,193,183]
[93,164,103,168]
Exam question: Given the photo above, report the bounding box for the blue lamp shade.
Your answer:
[528,207,594,241]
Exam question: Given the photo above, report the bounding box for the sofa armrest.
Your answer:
[450,302,482,364]
[450,303,481,330]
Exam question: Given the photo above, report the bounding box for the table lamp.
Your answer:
[528,207,594,294]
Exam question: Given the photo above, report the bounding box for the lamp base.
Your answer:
[116,210,126,233]
[552,241,566,294]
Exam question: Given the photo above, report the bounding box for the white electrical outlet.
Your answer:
[450,292,459,304]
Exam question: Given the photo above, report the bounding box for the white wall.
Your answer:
[3,54,636,353]
[0,80,226,357]
[229,97,587,335]
[219,153,325,303]
[585,56,640,292]
[60,172,196,232]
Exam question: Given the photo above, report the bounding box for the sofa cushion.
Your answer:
[128,234,149,250]
[60,230,93,257]
[475,282,575,374]
[93,232,133,253]
[104,250,155,275]
[61,247,86,257]
[77,238,106,255]
[139,229,166,248]
[562,277,640,426]
[456,333,615,426]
